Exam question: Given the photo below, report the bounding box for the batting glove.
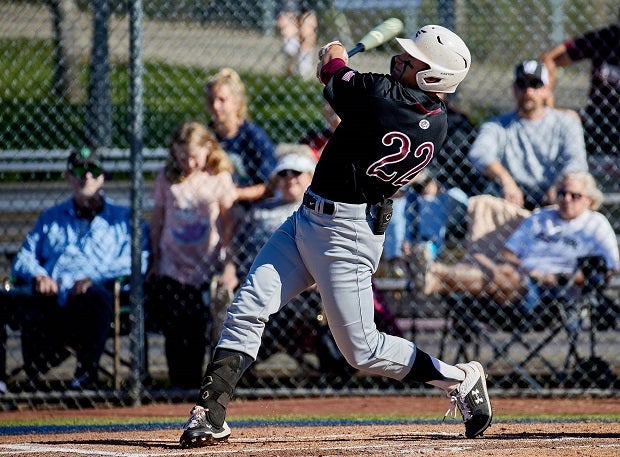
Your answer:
[318,40,347,60]
[316,41,348,84]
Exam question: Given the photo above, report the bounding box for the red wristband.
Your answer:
[320,58,347,84]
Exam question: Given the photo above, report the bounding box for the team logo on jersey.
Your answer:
[419,119,430,129]
[341,70,355,82]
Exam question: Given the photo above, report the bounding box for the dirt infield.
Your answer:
[0,396,618,456]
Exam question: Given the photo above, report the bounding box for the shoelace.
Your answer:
[185,406,206,428]
[443,392,472,422]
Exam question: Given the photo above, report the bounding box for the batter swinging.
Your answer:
[180,24,492,448]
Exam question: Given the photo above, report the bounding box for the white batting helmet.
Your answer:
[396,25,471,93]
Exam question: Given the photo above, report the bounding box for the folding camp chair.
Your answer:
[437,196,615,390]
[1,277,139,391]
[440,256,614,390]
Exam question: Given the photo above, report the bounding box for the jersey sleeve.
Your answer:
[565,28,599,61]
[324,68,384,121]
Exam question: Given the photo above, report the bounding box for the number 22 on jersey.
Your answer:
[366,131,434,187]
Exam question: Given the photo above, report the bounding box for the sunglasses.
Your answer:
[557,189,583,200]
[515,78,545,90]
[277,169,303,178]
[71,164,104,178]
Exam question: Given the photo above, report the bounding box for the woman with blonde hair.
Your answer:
[147,121,238,389]
[204,68,276,203]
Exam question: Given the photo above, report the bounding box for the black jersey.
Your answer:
[310,66,447,205]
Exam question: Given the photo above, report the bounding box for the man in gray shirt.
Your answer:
[468,60,588,209]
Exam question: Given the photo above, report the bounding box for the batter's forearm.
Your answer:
[317,41,348,84]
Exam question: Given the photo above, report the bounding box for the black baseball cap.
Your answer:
[514,60,549,85]
[67,147,104,175]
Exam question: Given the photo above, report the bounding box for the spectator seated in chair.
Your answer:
[417,171,619,328]
[0,147,149,390]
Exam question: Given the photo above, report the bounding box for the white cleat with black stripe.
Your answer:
[444,361,493,438]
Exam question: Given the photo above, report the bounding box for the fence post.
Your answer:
[84,0,112,148]
[128,0,145,406]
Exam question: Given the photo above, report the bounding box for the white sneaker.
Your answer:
[0,380,7,394]
[444,361,492,438]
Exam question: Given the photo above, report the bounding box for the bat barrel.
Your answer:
[346,18,403,58]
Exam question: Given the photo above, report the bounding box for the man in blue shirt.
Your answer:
[4,147,149,390]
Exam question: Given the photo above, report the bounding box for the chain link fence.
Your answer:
[0,0,618,408]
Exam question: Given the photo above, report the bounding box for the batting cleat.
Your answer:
[444,361,492,438]
[179,405,231,448]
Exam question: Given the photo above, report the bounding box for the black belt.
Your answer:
[303,192,335,216]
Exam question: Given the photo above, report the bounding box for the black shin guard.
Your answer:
[197,349,253,427]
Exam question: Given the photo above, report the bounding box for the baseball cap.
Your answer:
[67,147,104,176]
[514,60,549,86]
[270,147,317,178]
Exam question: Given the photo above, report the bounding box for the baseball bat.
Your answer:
[347,18,404,57]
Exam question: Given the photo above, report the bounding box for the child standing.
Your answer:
[148,122,238,388]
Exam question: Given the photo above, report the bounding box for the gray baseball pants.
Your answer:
[217,192,416,379]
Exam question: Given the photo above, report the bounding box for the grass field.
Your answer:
[0,37,326,151]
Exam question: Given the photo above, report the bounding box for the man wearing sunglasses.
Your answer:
[468,60,588,210]
[420,171,619,313]
[5,147,149,390]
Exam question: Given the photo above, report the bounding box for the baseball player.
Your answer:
[180,25,492,448]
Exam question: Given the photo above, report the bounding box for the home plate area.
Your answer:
[1,422,619,457]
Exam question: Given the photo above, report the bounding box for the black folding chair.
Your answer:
[1,277,138,390]
[439,256,615,390]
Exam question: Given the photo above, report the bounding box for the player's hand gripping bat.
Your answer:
[347,18,404,57]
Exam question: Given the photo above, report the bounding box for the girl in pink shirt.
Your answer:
[148,121,238,388]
